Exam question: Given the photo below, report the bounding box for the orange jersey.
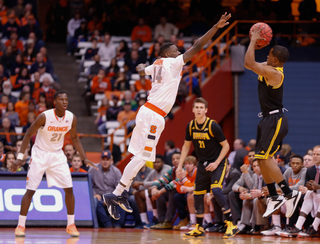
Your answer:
[91,76,112,94]
[15,100,29,126]
[134,78,152,91]
[70,167,87,173]
[175,168,197,194]
[131,25,152,43]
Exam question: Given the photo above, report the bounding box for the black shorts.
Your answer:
[194,159,227,195]
[255,113,288,159]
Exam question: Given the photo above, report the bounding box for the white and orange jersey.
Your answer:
[34,109,74,152]
[145,54,185,114]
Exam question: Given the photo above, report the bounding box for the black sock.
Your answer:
[277,180,292,195]
[196,217,203,226]
[267,183,278,196]
[223,211,232,222]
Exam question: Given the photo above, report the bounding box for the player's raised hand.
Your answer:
[215,12,231,29]
[84,159,99,170]
[136,63,146,73]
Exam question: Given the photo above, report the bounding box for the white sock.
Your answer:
[190,214,196,224]
[140,212,150,224]
[295,216,306,230]
[312,217,320,231]
[67,215,75,226]
[113,157,146,196]
[18,215,27,227]
[272,214,281,227]
[152,209,158,219]
[204,213,213,223]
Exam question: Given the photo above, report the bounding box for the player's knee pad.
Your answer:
[194,194,205,215]
[211,187,229,211]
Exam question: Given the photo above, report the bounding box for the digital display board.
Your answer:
[0,172,98,227]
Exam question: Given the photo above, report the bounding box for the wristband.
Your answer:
[17,153,24,160]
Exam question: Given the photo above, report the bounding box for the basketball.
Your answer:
[249,22,273,49]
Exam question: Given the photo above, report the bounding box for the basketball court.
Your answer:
[1,228,319,244]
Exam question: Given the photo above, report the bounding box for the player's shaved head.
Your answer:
[271,45,289,63]
[159,43,174,57]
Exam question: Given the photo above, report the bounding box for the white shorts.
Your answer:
[26,146,73,191]
[128,105,165,161]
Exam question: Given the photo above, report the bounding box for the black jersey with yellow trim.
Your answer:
[257,67,284,113]
[185,117,226,162]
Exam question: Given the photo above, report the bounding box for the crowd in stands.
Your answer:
[0,1,59,166]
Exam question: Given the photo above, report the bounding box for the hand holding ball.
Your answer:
[249,22,273,49]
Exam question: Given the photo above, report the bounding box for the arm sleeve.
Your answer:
[232,176,245,192]
[222,170,241,194]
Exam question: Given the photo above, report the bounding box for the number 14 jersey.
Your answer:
[145,54,185,114]
[34,109,74,152]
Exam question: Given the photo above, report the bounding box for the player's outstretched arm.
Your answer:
[10,113,46,172]
[70,115,98,170]
[183,12,231,63]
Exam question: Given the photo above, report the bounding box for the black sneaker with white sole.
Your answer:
[117,191,133,213]
[102,193,120,220]
[284,190,302,218]
[263,195,286,218]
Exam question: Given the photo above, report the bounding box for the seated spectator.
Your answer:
[2,101,19,127]
[116,40,129,60]
[105,58,119,79]
[87,16,102,35]
[23,44,36,67]
[117,102,135,124]
[29,52,48,74]
[1,46,15,72]
[39,47,54,76]
[84,38,99,60]
[133,154,172,228]
[98,33,116,61]
[13,67,31,91]
[131,18,152,43]
[163,140,180,166]
[0,151,23,171]
[26,32,45,53]
[32,76,56,108]
[14,0,24,18]
[20,14,43,41]
[303,154,314,168]
[94,96,109,127]
[125,50,144,74]
[0,94,9,115]
[149,153,180,229]
[89,29,102,42]
[134,75,152,92]
[148,42,161,64]
[11,54,25,75]
[22,111,36,132]
[66,12,84,55]
[121,90,137,111]
[126,39,147,63]
[88,150,126,228]
[154,17,179,41]
[70,154,87,173]
[64,144,76,167]
[2,12,20,38]
[170,34,185,53]
[74,20,88,44]
[173,155,197,230]
[36,92,47,114]
[85,69,111,116]
[113,71,129,91]
[0,64,9,88]
[84,54,105,84]
[14,91,30,126]
[0,80,17,105]
[5,32,24,53]
[0,117,17,153]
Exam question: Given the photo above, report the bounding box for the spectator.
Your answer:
[98,33,116,61]
[116,40,129,60]
[22,111,36,133]
[36,92,47,114]
[125,50,144,74]
[74,20,88,44]
[113,71,129,91]
[64,144,76,167]
[0,80,17,105]
[0,64,9,89]
[2,101,19,127]
[131,18,152,43]
[121,90,137,111]
[173,155,197,230]
[303,154,314,168]
[66,12,84,55]
[11,54,26,75]
[117,102,136,124]
[1,46,15,72]
[70,154,87,173]
[154,17,179,41]
[5,32,24,53]
[127,39,147,63]
[87,16,102,35]
[39,47,54,76]
[14,67,31,91]
[20,14,43,41]
[84,54,105,83]
[134,75,152,92]
[105,58,119,79]
[228,139,246,166]
[14,91,30,126]
[84,38,99,60]
[88,150,126,228]
[163,140,180,166]
[0,94,9,115]
[13,0,24,18]
[15,139,31,171]
[94,96,109,127]
[0,151,22,171]
[0,117,17,153]
[32,76,56,108]
[2,12,20,38]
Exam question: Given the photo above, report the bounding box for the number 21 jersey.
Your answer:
[34,109,74,152]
